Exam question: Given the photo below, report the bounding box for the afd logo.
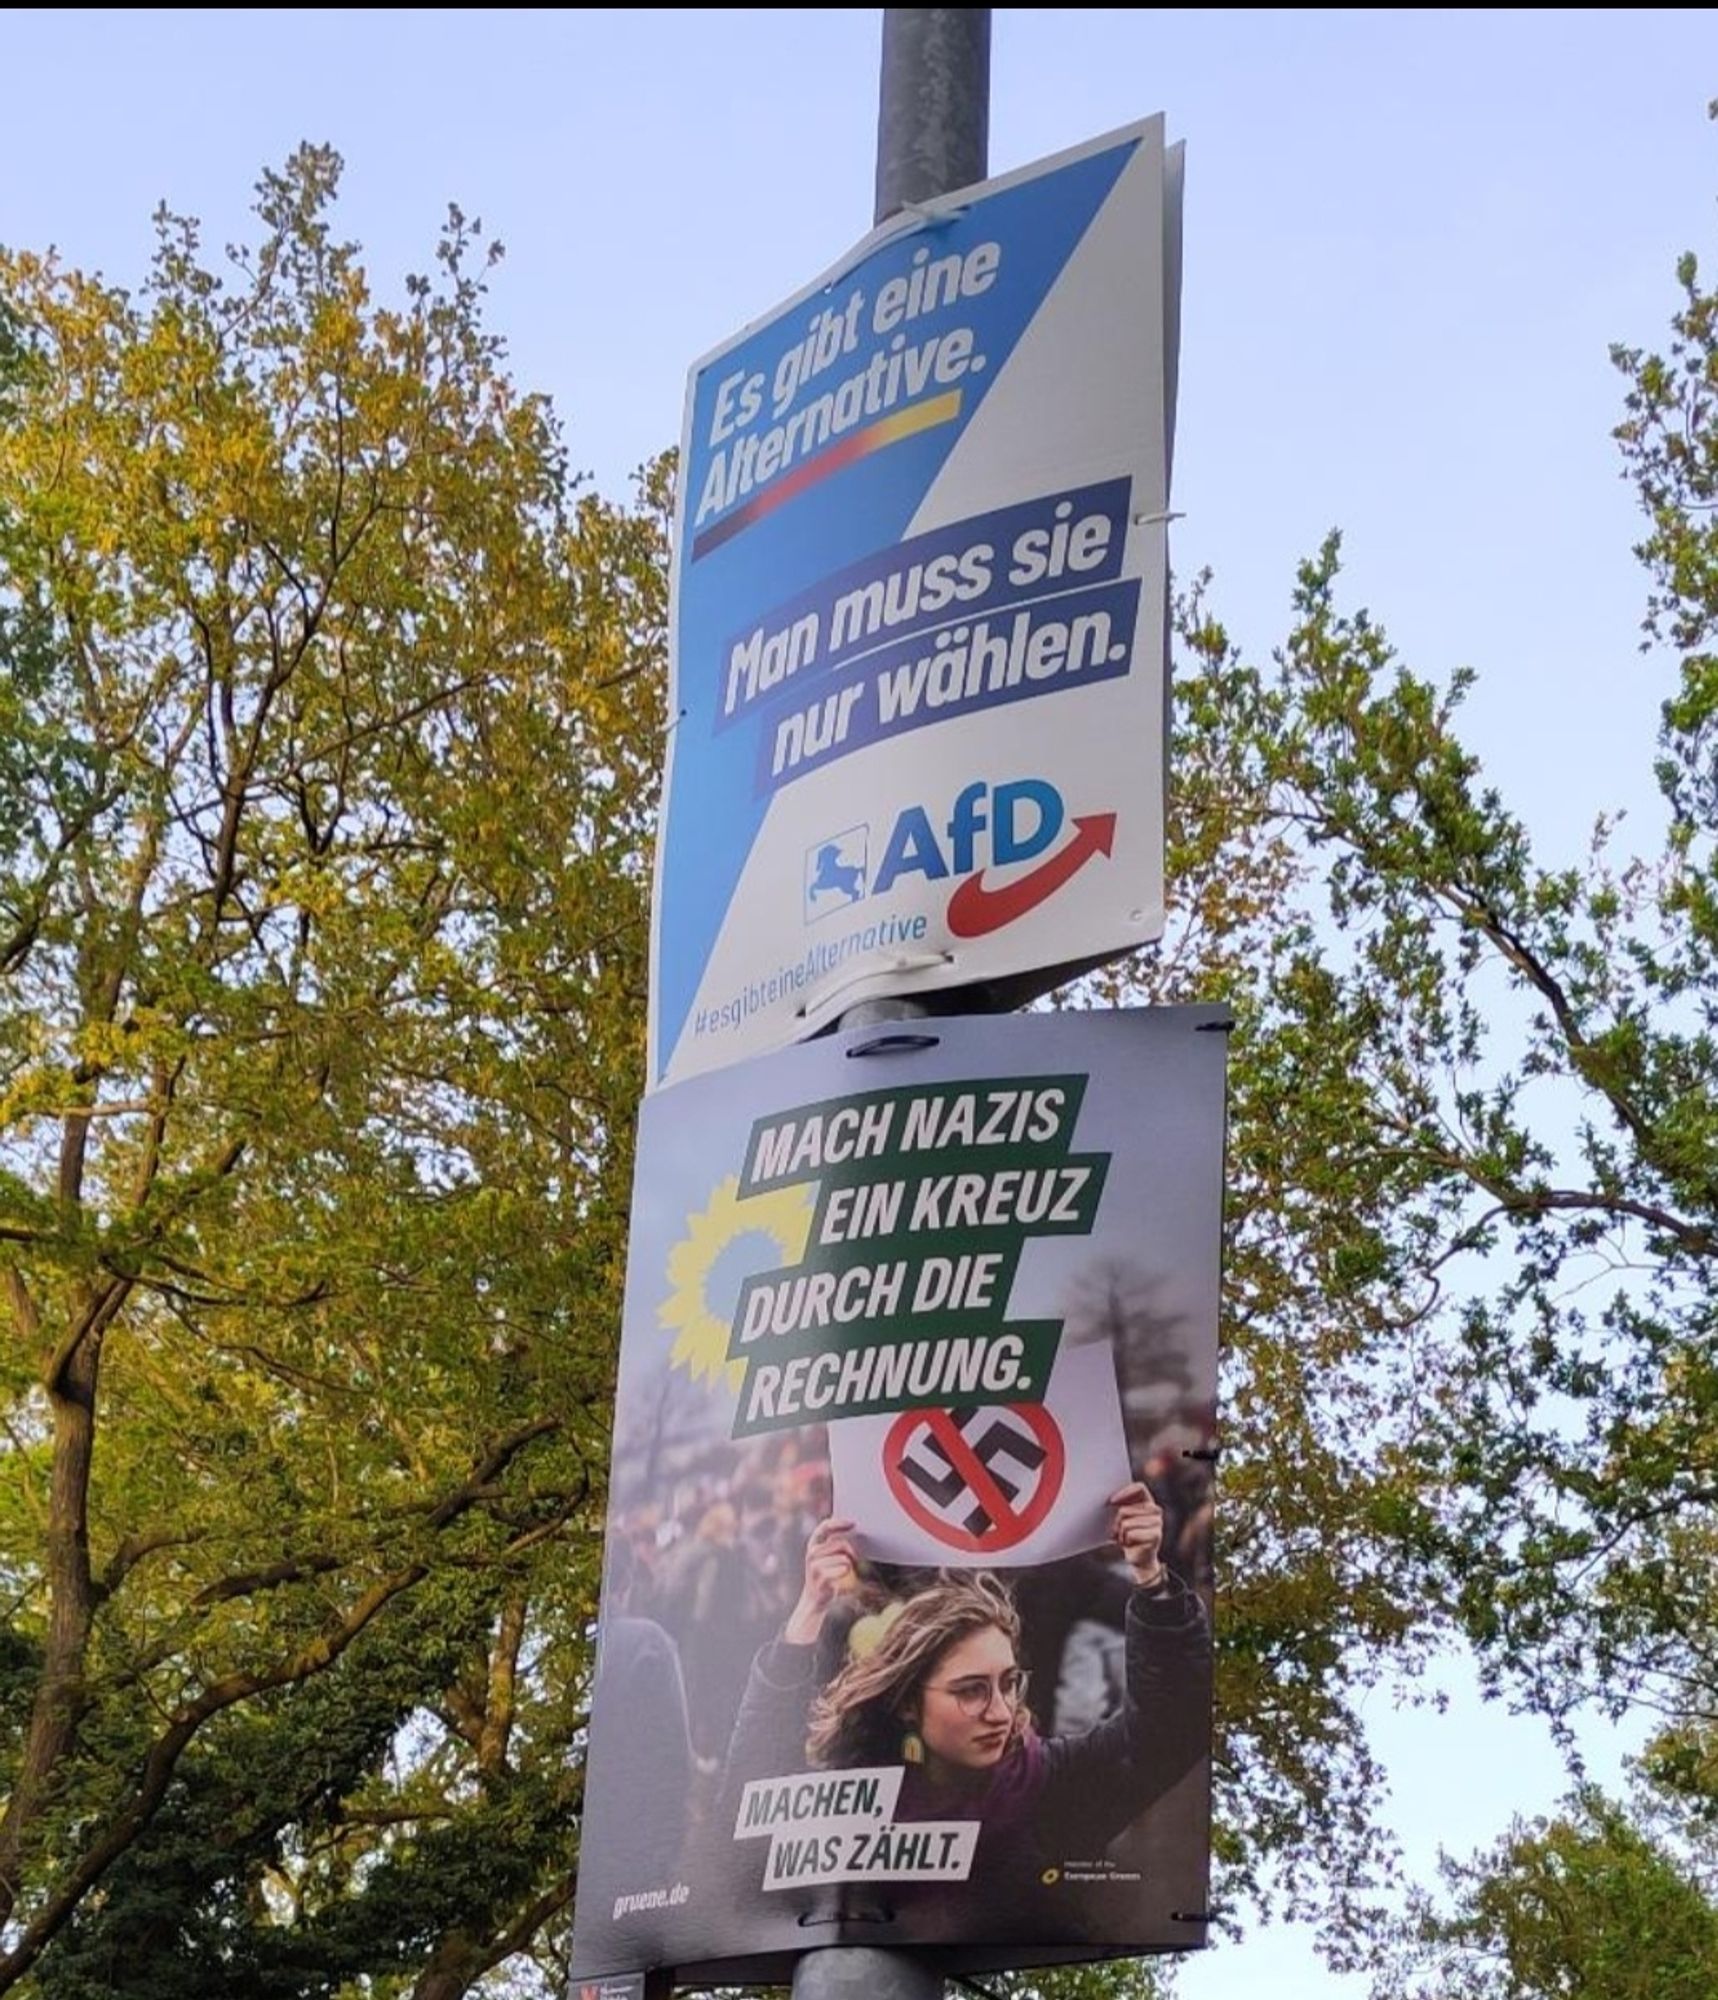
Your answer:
[871,778,1116,938]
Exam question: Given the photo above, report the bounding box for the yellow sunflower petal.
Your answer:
[658,1177,814,1394]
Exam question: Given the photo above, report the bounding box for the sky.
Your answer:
[6,7,1717,1994]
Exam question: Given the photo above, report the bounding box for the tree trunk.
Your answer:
[0,1320,103,1926]
[411,1935,483,2000]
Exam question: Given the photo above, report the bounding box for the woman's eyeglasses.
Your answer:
[923,1668,1030,1717]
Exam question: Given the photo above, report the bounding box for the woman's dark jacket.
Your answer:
[720,1573,1211,1933]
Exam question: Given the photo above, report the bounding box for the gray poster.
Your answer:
[570,1008,1225,1988]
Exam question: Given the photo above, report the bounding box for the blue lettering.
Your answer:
[873,779,1068,895]
[946,781,989,875]
[993,779,1063,864]
[873,807,949,892]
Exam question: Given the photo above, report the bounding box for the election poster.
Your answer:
[569,1009,1226,1988]
[649,119,1183,1089]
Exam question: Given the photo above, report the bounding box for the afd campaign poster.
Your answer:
[649,120,1184,1089]
[569,1009,1225,1989]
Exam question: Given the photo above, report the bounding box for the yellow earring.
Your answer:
[901,1729,925,1765]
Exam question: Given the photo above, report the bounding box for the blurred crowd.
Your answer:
[605,1431,834,1761]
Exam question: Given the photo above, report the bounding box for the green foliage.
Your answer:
[1380,1788,1718,2000]
[1083,127,1718,1981]
[0,146,665,1997]
[10,113,1718,2000]
[1082,571,1467,1958]
[968,1965,1170,2000]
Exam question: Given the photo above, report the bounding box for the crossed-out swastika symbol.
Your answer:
[882,1403,1066,1554]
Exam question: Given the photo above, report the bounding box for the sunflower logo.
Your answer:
[660,1175,814,1391]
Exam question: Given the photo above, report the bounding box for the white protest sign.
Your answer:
[828,1337,1130,1567]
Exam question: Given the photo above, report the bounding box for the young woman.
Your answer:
[722,1477,1211,1936]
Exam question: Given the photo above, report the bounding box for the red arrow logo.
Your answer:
[945,813,1117,939]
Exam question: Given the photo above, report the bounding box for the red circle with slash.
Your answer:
[881,1404,1065,1554]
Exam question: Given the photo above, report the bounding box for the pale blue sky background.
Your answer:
[6,7,1717,1992]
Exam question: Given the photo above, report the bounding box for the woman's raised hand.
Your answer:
[784,1516,858,1645]
[1107,1477,1167,1588]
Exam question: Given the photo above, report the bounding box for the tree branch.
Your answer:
[0,1414,562,1991]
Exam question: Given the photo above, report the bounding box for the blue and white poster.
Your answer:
[650,120,1183,1088]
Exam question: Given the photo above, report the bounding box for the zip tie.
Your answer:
[817,198,973,293]
[895,197,970,228]
[795,949,954,1022]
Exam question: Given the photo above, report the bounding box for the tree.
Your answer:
[1076,574,1464,1961]
[0,146,666,1994]
[0,139,1483,1995]
[1093,120,1718,1973]
[14,116,1717,2000]
[1380,1788,1718,2000]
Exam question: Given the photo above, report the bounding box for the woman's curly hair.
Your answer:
[806,1570,1023,1768]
